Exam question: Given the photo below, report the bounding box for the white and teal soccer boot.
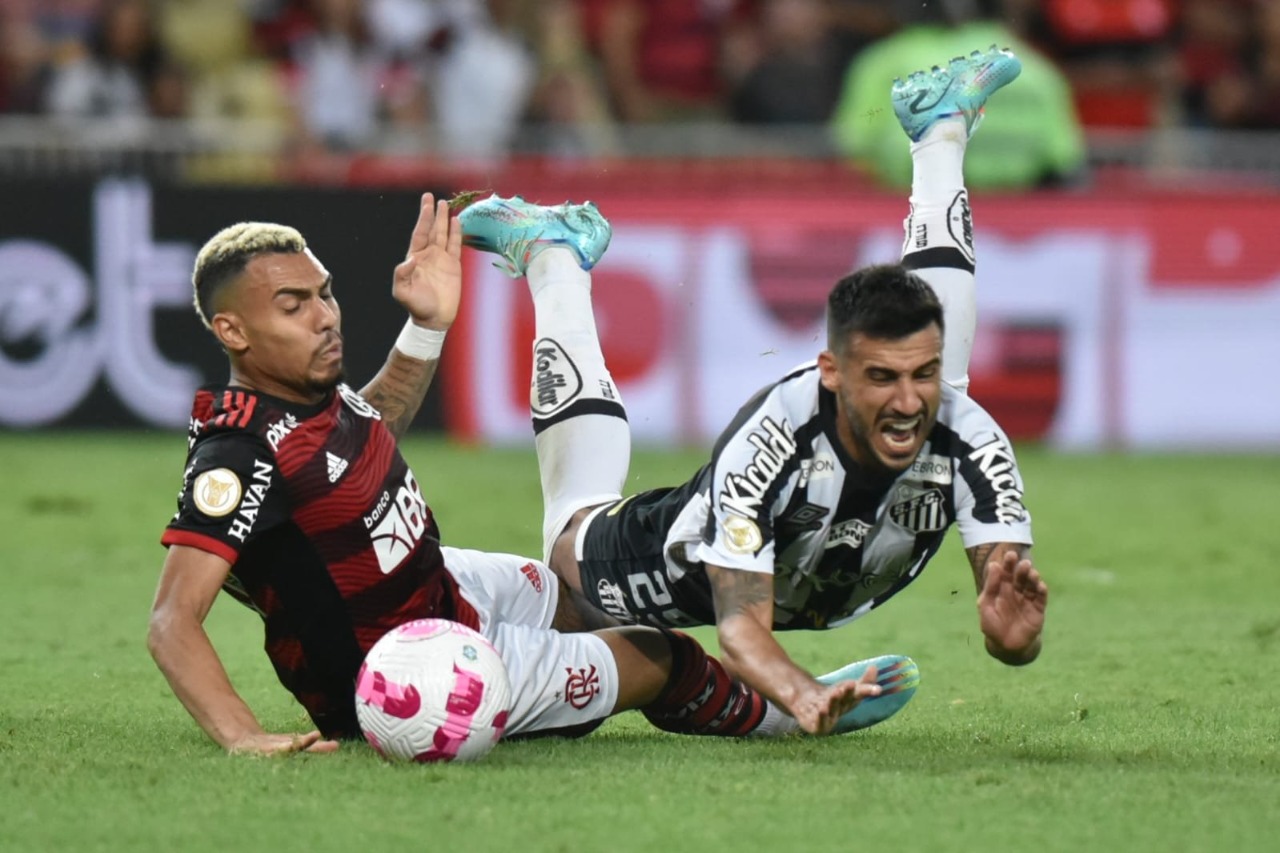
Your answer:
[458,194,612,278]
[817,653,920,734]
[891,45,1022,142]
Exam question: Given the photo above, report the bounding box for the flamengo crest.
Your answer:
[563,665,601,710]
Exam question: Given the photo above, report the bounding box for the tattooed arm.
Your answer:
[359,193,462,441]
[966,542,1048,665]
[360,352,440,440]
[706,563,879,734]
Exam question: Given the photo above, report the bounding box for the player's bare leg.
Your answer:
[552,574,623,632]
[597,627,792,735]
[598,628,902,737]
[458,196,627,606]
[893,46,1022,393]
[604,629,918,737]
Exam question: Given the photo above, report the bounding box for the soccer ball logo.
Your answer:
[355,619,513,763]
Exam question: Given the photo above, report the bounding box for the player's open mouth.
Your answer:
[879,416,922,453]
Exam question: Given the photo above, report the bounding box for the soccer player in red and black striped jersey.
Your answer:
[148,194,889,755]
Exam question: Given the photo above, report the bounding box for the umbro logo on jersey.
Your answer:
[326,452,349,483]
[780,502,827,533]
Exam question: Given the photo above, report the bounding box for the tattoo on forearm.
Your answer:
[966,541,1030,590]
[359,353,439,440]
[709,567,774,622]
[966,543,998,580]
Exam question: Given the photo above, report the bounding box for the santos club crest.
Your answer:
[889,489,947,533]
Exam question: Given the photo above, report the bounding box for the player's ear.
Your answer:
[817,350,841,392]
[211,312,249,354]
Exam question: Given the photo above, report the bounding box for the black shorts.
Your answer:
[577,494,714,629]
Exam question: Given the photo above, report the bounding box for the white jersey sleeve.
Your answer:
[945,389,1034,548]
[689,367,813,574]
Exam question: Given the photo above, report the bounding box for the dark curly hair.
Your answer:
[825,263,944,354]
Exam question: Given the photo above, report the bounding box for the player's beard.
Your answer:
[307,365,345,395]
[848,421,903,480]
[309,333,345,394]
[847,402,932,479]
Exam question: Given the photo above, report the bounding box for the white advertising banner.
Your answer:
[445,194,1280,450]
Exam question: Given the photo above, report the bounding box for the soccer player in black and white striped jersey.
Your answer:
[460,46,1048,736]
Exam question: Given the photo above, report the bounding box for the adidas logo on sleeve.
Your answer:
[326,452,349,483]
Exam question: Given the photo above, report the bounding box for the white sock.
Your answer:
[910,118,967,203]
[917,266,976,394]
[902,117,977,393]
[526,247,631,561]
[749,701,801,738]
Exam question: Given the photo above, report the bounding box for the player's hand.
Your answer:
[977,549,1048,662]
[790,666,881,735]
[226,730,340,756]
[392,193,463,331]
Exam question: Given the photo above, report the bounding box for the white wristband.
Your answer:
[395,320,447,361]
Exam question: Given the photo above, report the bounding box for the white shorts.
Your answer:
[442,546,619,737]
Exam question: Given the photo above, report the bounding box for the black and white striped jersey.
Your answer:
[601,361,1033,631]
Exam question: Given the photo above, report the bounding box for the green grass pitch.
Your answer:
[1,432,1277,852]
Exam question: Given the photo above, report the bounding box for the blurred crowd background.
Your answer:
[0,0,1275,187]
[3,1,1277,444]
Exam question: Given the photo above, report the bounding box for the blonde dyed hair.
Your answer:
[191,222,307,329]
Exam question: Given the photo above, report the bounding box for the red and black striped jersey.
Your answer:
[161,383,478,738]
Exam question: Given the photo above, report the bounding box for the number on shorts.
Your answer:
[627,570,673,609]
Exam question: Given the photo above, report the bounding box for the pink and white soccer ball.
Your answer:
[355,619,513,763]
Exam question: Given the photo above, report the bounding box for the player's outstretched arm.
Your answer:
[148,545,339,755]
[706,563,881,734]
[359,193,463,439]
[968,543,1047,665]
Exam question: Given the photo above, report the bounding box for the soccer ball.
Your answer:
[355,618,513,763]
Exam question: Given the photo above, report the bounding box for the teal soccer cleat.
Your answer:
[817,653,920,734]
[892,45,1022,142]
[458,194,612,278]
